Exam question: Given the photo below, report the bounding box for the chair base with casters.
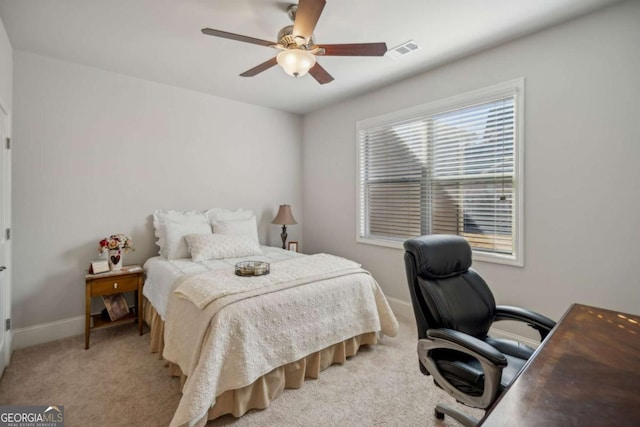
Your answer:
[403,235,556,426]
[434,404,478,427]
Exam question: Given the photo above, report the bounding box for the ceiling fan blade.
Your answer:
[309,62,334,85]
[201,28,275,47]
[239,57,278,77]
[292,0,326,42]
[319,43,387,56]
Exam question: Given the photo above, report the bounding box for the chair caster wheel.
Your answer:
[435,408,445,419]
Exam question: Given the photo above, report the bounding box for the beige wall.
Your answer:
[12,51,303,329]
[302,0,640,329]
[7,0,640,341]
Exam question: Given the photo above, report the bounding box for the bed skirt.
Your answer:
[142,296,378,423]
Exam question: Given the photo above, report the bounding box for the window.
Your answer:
[357,79,524,265]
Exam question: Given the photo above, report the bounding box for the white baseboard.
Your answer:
[386,296,414,322]
[11,315,85,350]
[385,295,538,348]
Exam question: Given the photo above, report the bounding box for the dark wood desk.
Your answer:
[479,303,640,427]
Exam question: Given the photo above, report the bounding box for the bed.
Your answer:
[142,209,399,427]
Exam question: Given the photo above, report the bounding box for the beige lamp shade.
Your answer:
[272,205,297,225]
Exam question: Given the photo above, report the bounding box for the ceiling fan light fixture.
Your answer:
[202,0,386,84]
[276,49,316,78]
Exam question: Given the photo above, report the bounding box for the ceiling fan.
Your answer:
[201,0,387,84]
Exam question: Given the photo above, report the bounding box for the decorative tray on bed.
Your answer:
[235,261,270,277]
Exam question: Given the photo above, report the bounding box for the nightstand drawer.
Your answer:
[90,275,139,296]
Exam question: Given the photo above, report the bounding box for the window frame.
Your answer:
[355,78,525,266]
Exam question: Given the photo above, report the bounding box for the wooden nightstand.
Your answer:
[85,265,144,349]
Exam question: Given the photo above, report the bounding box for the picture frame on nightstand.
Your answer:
[89,259,109,274]
[102,293,130,321]
[288,241,298,252]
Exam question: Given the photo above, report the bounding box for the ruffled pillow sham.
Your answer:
[211,216,260,245]
[152,208,256,258]
[163,221,212,260]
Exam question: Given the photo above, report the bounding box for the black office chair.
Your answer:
[404,235,555,426]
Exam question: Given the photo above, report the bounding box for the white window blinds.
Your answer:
[359,117,428,240]
[357,80,523,264]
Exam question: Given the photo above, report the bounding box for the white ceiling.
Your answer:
[0,0,623,114]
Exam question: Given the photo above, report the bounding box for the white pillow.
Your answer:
[152,210,209,256]
[163,221,212,260]
[185,234,262,261]
[205,208,254,224]
[212,216,260,245]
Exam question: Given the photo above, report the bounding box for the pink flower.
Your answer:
[98,234,134,254]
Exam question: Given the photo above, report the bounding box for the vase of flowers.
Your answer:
[99,234,134,271]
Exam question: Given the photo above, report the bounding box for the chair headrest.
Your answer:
[403,235,472,279]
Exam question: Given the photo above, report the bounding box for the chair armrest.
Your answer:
[495,305,556,340]
[427,328,507,367]
[420,328,506,408]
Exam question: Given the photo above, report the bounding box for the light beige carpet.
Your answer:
[0,317,482,426]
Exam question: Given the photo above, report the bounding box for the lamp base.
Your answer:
[280,225,288,249]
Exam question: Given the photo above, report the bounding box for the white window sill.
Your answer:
[356,236,523,267]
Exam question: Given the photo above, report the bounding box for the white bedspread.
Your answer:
[163,255,399,427]
[174,253,362,309]
[143,246,302,319]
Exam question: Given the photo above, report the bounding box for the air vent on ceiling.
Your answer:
[387,40,421,59]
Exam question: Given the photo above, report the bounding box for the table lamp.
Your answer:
[272,204,297,249]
